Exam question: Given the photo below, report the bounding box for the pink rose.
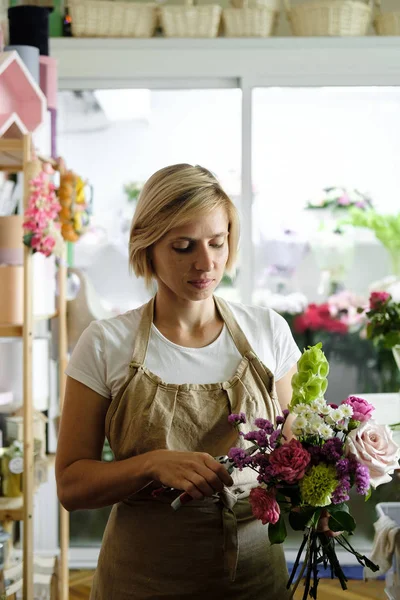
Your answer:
[342,396,375,422]
[369,291,390,310]
[268,438,311,484]
[345,421,400,488]
[249,487,280,525]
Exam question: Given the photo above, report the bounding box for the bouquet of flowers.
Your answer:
[362,291,400,350]
[228,343,400,599]
[306,187,373,212]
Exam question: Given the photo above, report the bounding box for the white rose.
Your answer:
[345,420,400,488]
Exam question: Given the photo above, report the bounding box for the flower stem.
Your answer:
[289,530,312,600]
[287,531,309,589]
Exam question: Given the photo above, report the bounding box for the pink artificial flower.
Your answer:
[268,438,311,484]
[249,487,280,525]
[338,194,351,206]
[342,396,375,423]
[41,235,56,257]
[369,291,390,310]
[31,234,43,251]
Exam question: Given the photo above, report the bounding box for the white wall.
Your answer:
[57,86,399,309]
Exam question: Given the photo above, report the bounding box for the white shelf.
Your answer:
[51,36,400,89]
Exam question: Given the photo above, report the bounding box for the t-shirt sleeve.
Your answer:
[272,311,302,381]
[65,321,111,399]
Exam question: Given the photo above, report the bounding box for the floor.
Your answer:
[69,570,387,599]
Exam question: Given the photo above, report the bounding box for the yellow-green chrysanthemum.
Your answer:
[300,464,338,507]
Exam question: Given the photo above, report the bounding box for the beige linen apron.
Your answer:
[90,296,291,600]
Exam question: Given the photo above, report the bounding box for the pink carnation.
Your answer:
[343,396,375,423]
[370,291,390,310]
[249,487,280,525]
[268,438,311,484]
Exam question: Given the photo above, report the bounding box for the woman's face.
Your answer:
[151,206,230,302]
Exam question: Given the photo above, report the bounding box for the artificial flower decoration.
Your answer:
[227,343,400,599]
[306,187,373,212]
[23,165,63,258]
[58,170,91,242]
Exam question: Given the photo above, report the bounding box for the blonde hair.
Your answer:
[129,164,240,287]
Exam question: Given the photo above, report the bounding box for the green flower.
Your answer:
[298,343,329,378]
[300,464,338,507]
[291,375,328,407]
[291,344,330,407]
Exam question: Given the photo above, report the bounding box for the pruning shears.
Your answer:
[171,444,258,511]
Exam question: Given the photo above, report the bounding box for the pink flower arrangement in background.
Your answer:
[23,168,63,257]
[294,291,368,335]
[362,291,400,350]
[369,291,391,310]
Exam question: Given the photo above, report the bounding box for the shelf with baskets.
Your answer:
[63,0,400,38]
[0,134,68,600]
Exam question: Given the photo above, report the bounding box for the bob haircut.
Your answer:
[129,164,240,288]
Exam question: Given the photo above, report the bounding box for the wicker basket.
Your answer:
[223,0,278,36]
[374,0,400,35]
[68,0,158,38]
[284,0,373,36]
[160,0,222,38]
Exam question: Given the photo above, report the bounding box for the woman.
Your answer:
[56,164,301,599]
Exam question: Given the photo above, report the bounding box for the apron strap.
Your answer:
[130,296,155,366]
[131,295,254,365]
[214,296,253,358]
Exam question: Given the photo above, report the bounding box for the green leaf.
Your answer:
[23,232,33,247]
[309,508,322,528]
[365,487,372,502]
[328,510,356,533]
[268,514,287,545]
[329,502,349,515]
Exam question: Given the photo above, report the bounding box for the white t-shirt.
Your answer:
[66,298,301,400]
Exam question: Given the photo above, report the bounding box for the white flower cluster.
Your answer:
[291,399,354,440]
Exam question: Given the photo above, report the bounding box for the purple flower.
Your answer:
[308,445,323,465]
[228,413,247,425]
[321,438,344,463]
[269,429,282,449]
[228,447,252,470]
[282,409,289,418]
[244,430,269,448]
[254,418,274,434]
[276,416,285,425]
[336,458,350,477]
[354,462,370,495]
[332,475,351,504]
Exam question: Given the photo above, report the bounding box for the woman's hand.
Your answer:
[317,508,343,538]
[145,450,234,500]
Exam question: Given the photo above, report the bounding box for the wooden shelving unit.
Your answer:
[0,134,68,599]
